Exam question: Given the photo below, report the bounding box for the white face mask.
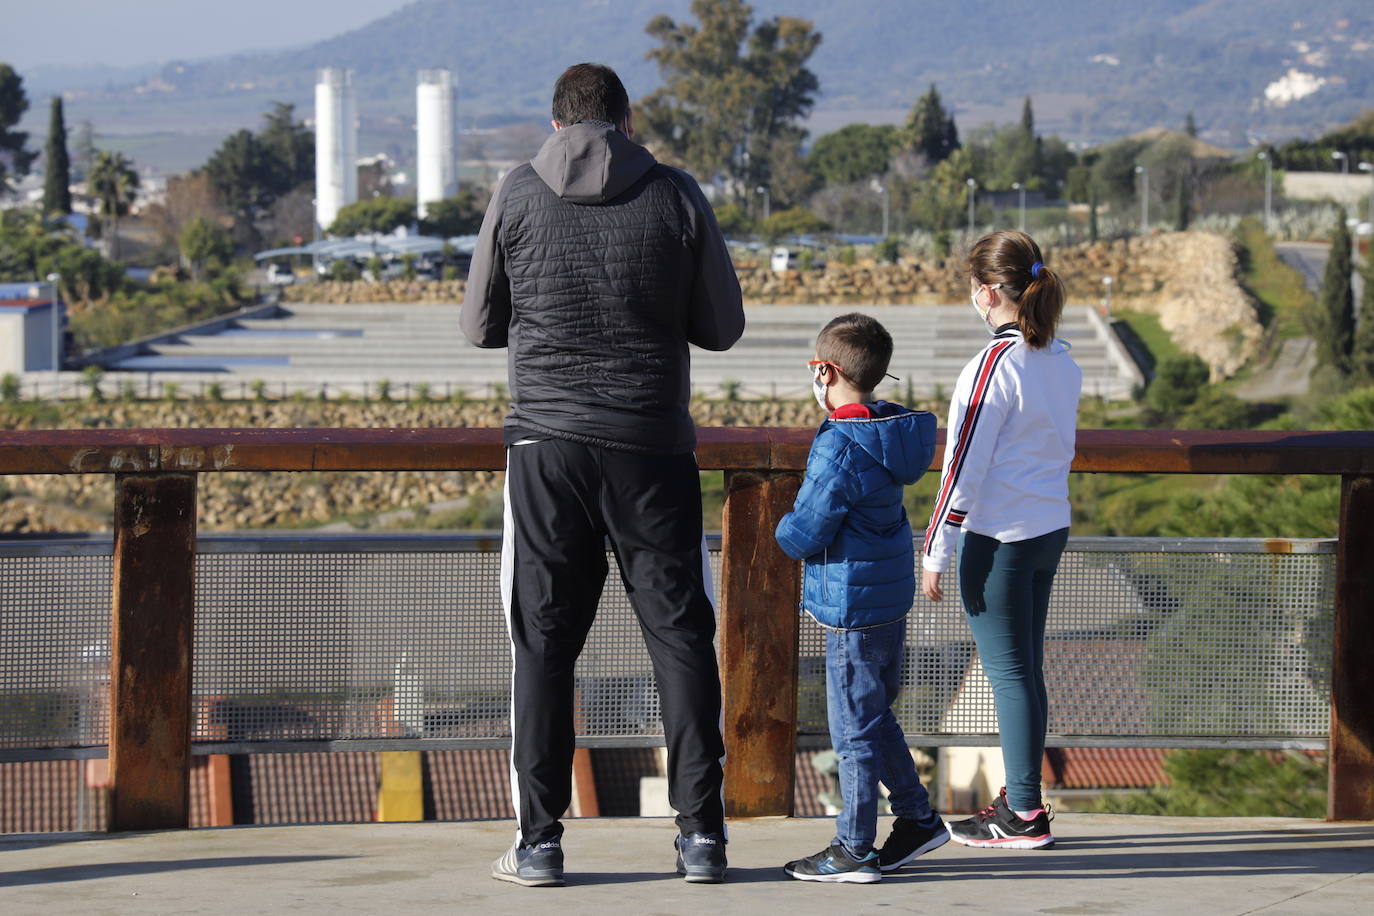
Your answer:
[812,364,830,411]
[970,284,1000,334]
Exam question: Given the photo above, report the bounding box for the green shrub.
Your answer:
[328,259,361,282]
[1,373,20,403]
[81,365,105,402]
[1146,354,1210,418]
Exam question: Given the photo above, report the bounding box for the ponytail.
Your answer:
[968,230,1066,349]
[1017,263,1064,348]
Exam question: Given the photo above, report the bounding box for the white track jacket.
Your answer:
[922,325,1082,573]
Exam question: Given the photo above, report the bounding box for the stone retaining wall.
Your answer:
[0,399,828,534]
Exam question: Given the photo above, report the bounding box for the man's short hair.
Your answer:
[816,313,894,394]
[552,63,630,126]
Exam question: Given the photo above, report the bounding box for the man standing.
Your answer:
[462,63,744,887]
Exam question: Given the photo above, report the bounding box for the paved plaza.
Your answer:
[2,814,1371,914]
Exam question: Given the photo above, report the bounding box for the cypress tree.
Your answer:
[1184,112,1198,138]
[1021,96,1034,137]
[41,96,71,216]
[904,84,959,163]
[1088,184,1099,243]
[1352,243,1374,384]
[1314,211,1355,374]
[1173,169,1191,232]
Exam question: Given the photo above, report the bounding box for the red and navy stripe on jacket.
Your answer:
[923,338,1017,557]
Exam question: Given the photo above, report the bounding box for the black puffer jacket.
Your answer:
[461,122,744,454]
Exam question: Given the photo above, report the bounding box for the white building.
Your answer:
[315,68,358,234]
[416,69,459,220]
[0,282,63,374]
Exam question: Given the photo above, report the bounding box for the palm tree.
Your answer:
[87,150,139,259]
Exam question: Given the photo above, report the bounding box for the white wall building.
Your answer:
[416,69,459,220]
[315,68,358,234]
[0,283,62,374]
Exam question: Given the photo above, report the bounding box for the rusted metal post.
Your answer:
[109,473,197,830]
[1330,474,1374,821]
[719,469,802,817]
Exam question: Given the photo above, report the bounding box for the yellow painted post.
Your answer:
[377,751,424,822]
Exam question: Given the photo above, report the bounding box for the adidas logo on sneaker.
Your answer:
[693,836,719,845]
[536,841,561,850]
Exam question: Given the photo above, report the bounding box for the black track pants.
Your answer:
[501,438,725,845]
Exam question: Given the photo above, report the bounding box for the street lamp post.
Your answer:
[755,185,770,222]
[1135,165,1149,234]
[1360,162,1373,227]
[1101,276,1113,399]
[45,272,61,399]
[870,179,889,237]
[1011,181,1026,232]
[966,178,977,235]
[1257,151,1273,233]
[1333,150,1349,175]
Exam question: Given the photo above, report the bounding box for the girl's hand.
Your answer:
[922,569,943,602]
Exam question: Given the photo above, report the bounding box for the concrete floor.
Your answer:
[2,815,1372,915]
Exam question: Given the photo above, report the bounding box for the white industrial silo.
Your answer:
[315,68,358,234]
[416,69,458,220]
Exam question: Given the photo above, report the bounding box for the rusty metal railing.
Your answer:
[0,427,1371,827]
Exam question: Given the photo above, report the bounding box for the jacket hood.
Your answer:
[530,121,657,204]
[825,401,937,487]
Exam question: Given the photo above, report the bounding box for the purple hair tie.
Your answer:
[1031,261,1044,278]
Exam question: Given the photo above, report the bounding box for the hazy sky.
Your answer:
[5,0,415,70]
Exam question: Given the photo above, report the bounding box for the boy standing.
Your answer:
[775,313,947,883]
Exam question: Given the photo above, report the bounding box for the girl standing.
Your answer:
[922,230,1081,849]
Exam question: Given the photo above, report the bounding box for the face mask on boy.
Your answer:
[811,364,830,411]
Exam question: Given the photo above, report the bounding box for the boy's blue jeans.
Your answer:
[825,616,935,856]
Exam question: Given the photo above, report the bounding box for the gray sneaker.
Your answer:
[675,832,727,883]
[491,837,565,887]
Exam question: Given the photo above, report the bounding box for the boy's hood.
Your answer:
[825,400,937,486]
[531,121,657,204]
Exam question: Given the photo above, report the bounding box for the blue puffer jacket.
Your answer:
[775,401,938,629]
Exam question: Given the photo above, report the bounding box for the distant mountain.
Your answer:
[29,0,1374,149]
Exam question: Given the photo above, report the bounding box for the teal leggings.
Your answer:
[958,527,1068,812]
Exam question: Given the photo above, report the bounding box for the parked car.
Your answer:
[771,246,826,274]
[267,262,296,286]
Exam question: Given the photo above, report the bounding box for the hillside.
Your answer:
[24,0,1374,149]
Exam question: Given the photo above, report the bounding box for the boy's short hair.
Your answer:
[552,63,630,126]
[816,313,893,394]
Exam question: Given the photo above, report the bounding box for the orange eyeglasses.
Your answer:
[808,359,901,382]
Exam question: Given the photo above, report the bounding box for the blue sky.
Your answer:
[5,0,414,69]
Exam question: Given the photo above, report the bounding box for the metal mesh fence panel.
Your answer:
[0,554,111,750]
[798,538,1336,744]
[191,541,724,746]
[0,536,1335,755]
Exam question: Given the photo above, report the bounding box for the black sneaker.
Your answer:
[878,815,950,871]
[947,788,1055,850]
[783,843,881,883]
[675,832,727,883]
[491,837,565,887]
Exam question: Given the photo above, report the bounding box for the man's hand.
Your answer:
[922,569,944,602]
